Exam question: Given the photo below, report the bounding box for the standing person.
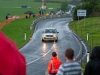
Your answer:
[48,52,62,75]
[84,46,100,75]
[56,48,81,75]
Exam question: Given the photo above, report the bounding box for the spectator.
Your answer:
[25,15,28,19]
[29,13,32,18]
[48,52,62,75]
[84,46,100,75]
[56,48,81,75]
[39,10,41,15]
[6,15,8,20]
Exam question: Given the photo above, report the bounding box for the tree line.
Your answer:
[73,0,100,20]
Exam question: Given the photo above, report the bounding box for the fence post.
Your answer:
[87,51,89,63]
[24,32,26,40]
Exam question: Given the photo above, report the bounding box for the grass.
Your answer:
[0,0,66,48]
[69,17,100,49]
[0,1,61,22]
[1,17,39,48]
[69,17,100,71]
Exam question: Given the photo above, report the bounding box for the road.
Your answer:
[20,18,87,75]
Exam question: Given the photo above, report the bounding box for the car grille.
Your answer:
[46,35,53,37]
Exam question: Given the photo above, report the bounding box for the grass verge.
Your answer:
[69,17,100,72]
[1,17,39,49]
[69,17,100,50]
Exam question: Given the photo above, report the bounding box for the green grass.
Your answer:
[69,17,100,72]
[1,17,39,48]
[69,17,100,49]
[0,1,60,22]
[0,0,65,48]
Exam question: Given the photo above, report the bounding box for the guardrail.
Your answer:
[30,14,72,30]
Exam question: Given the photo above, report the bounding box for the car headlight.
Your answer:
[54,34,57,37]
[42,34,46,37]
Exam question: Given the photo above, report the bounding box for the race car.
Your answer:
[42,28,59,42]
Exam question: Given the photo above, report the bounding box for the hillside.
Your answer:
[0,0,60,22]
[69,17,100,50]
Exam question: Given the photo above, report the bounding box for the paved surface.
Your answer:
[20,18,87,75]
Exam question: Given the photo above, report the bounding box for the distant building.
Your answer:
[42,0,46,9]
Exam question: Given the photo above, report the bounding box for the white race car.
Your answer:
[42,28,59,42]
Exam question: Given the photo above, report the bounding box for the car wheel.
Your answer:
[55,40,58,42]
[42,39,44,42]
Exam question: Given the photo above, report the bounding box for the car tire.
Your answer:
[55,40,58,42]
[42,39,44,42]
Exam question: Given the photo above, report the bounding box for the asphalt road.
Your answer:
[20,18,87,75]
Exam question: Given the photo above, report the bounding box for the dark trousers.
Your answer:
[50,73,56,75]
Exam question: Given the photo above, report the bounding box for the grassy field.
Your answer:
[69,17,100,51]
[0,0,64,48]
[1,17,39,48]
[69,17,100,72]
[0,0,61,22]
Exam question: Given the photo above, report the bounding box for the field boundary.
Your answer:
[0,15,26,29]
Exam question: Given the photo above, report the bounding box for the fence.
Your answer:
[30,14,72,30]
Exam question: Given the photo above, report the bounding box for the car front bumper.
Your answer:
[42,37,57,41]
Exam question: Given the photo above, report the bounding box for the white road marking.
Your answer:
[65,23,82,59]
[26,42,55,65]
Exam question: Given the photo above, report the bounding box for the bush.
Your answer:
[73,5,83,20]
[73,0,100,20]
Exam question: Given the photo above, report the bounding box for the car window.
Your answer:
[45,29,56,33]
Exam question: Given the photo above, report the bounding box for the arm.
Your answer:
[48,61,52,74]
[56,64,64,75]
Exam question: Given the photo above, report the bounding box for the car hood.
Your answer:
[44,33,55,35]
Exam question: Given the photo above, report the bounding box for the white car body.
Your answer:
[42,28,59,42]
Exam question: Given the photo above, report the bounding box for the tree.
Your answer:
[60,0,69,12]
[81,0,100,5]
[73,0,100,20]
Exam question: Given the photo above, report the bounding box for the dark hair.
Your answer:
[52,52,57,57]
[90,46,100,60]
[65,48,74,59]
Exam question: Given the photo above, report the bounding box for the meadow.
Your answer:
[1,18,39,48]
[69,17,100,50]
[0,0,62,48]
[0,0,61,22]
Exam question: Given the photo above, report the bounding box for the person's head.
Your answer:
[90,46,100,60]
[52,52,57,57]
[65,48,74,60]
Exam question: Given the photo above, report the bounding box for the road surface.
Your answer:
[20,18,87,75]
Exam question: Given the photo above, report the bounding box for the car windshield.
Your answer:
[45,29,56,33]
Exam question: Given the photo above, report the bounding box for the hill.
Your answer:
[69,17,100,50]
